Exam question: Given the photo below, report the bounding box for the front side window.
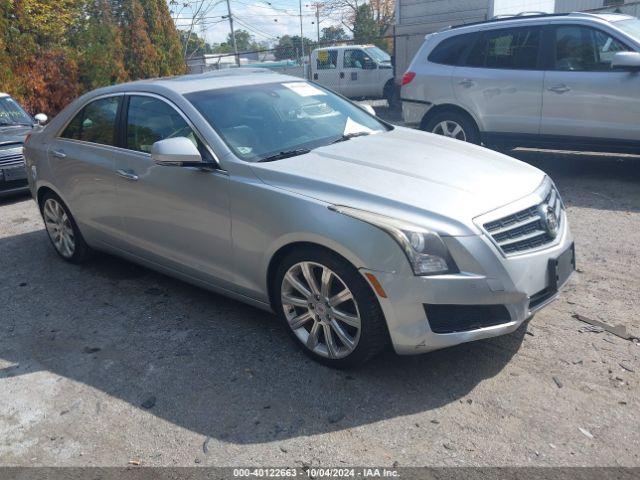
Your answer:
[428,34,473,66]
[554,26,629,71]
[316,50,338,69]
[61,96,120,146]
[126,96,197,153]
[186,81,389,162]
[344,49,374,69]
[467,27,541,69]
[0,96,33,126]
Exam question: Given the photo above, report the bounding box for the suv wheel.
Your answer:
[273,248,388,368]
[40,192,93,263]
[423,111,480,144]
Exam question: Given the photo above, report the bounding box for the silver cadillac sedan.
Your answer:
[24,69,574,367]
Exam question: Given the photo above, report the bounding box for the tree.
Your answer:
[274,35,316,60]
[352,4,378,44]
[181,30,214,57]
[323,0,394,38]
[121,0,159,79]
[75,0,127,90]
[320,26,348,44]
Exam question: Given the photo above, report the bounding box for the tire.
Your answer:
[40,191,94,263]
[383,81,399,109]
[423,110,480,145]
[273,247,389,368]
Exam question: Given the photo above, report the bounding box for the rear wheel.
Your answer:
[274,248,388,368]
[40,192,93,263]
[423,110,480,144]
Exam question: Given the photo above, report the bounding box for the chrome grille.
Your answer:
[484,186,563,255]
[0,145,24,168]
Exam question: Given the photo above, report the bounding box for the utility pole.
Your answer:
[314,3,320,43]
[225,0,240,66]
[298,0,305,62]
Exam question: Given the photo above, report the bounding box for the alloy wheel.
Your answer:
[43,198,75,258]
[281,261,362,359]
[432,120,467,141]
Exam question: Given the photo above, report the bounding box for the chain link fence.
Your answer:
[186,36,402,105]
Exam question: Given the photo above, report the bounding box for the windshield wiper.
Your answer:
[0,121,31,127]
[257,148,311,162]
[331,131,371,144]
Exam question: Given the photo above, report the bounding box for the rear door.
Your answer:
[312,49,342,94]
[47,95,124,243]
[111,93,234,288]
[452,25,544,137]
[540,23,640,143]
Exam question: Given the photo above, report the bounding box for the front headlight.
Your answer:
[329,205,456,276]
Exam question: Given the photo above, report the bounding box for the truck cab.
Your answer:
[309,45,395,101]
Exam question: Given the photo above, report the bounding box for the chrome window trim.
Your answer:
[55,91,224,171]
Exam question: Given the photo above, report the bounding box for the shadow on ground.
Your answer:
[0,228,526,445]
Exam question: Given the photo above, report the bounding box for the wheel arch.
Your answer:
[266,240,369,310]
[36,184,65,210]
[420,103,482,133]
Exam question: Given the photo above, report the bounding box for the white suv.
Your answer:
[401,12,640,153]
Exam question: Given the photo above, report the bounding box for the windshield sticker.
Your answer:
[237,146,253,155]
[283,82,326,97]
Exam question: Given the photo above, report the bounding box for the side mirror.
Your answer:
[34,113,48,125]
[611,51,640,71]
[363,61,377,70]
[151,137,202,166]
[361,104,376,116]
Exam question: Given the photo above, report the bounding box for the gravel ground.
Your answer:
[1,146,639,468]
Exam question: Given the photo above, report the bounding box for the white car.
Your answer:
[402,12,640,153]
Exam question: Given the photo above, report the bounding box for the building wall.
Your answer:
[493,0,556,16]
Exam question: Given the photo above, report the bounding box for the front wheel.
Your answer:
[423,111,480,144]
[274,248,388,368]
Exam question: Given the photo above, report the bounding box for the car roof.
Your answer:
[91,68,300,96]
[438,11,635,35]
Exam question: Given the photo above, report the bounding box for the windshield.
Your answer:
[0,96,33,126]
[186,81,388,162]
[614,18,640,42]
[364,46,391,64]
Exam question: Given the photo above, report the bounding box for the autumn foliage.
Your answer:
[0,0,186,116]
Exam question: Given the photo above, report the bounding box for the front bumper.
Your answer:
[364,215,574,355]
[0,163,29,197]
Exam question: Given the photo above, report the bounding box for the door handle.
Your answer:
[116,169,139,181]
[547,84,571,94]
[51,149,66,158]
[458,78,474,87]
[339,72,345,79]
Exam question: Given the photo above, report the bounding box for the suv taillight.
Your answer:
[401,71,416,86]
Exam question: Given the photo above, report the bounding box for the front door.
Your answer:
[312,49,342,94]
[452,25,544,136]
[342,48,378,98]
[112,94,234,288]
[540,24,640,143]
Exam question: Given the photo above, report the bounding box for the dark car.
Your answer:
[0,93,47,197]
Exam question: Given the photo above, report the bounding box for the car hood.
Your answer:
[250,127,545,236]
[0,125,32,144]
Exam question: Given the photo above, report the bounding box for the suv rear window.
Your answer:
[428,34,473,66]
[466,26,541,70]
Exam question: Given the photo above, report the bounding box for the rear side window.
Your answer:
[316,50,337,69]
[466,26,541,69]
[428,34,473,65]
[61,96,120,146]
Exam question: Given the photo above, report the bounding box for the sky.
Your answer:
[167,0,340,46]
